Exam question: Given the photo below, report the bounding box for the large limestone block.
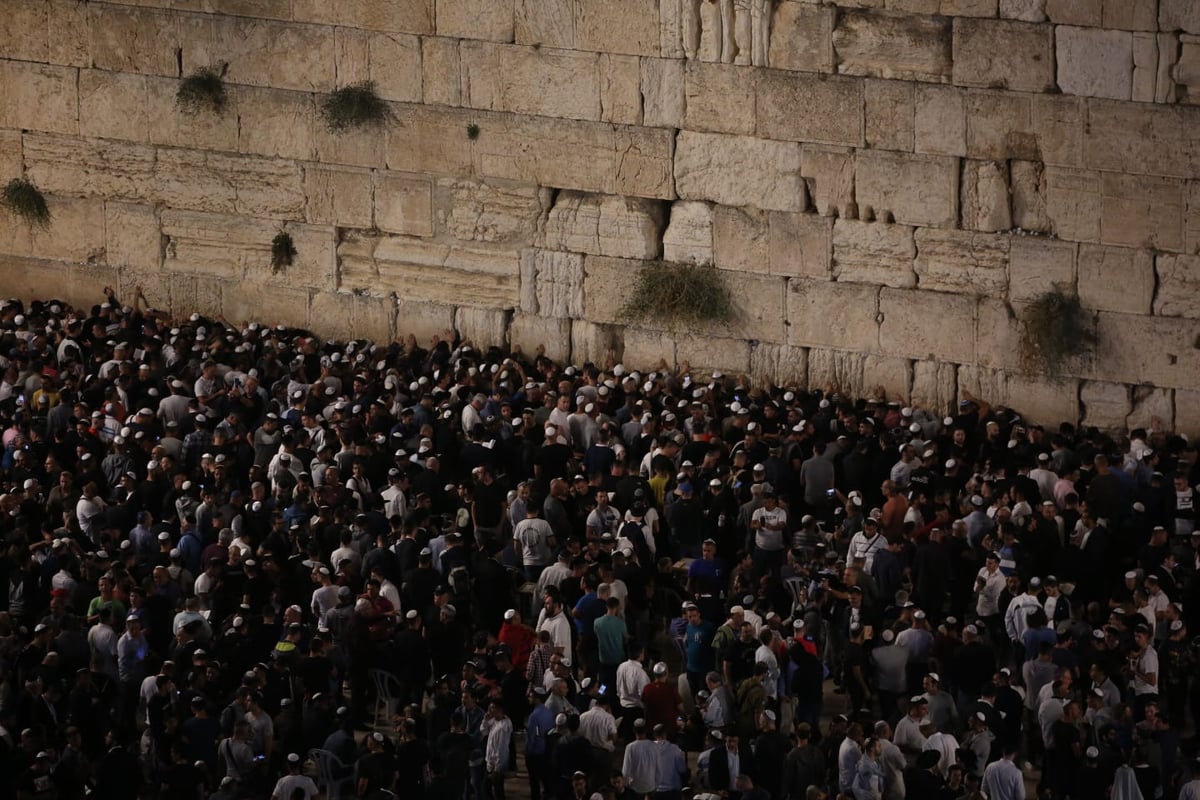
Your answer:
[291,0,434,35]
[769,212,833,278]
[1099,173,1185,252]
[570,319,623,365]
[806,349,868,396]
[582,255,638,325]
[1083,100,1200,181]
[662,201,715,266]
[453,306,509,348]
[1044,167,1101,242]
[750,343,809,384]
[862,356,913,402]
[162,210,266,280]
[235,87,317,162]
[941,0,1001,14]
[43,0,87,66]
[1031,95,1084,168]
[1,1,48,63]
[461,42,602,121]
[658,0,683,60]
[543,191,666,260]
[965,91,1036,161]
[385,105,475,177]
[756,72,865,147]
[1080,381,1131,429]
[1175,390,1200,438]
[310,291,395,341]
[437,178,543,244]
[1161,0,1200,33]
[724,272,788,344]
[574,0,661,56]
[27,197,105,263]
[152,150,239,214]
[600,54,642,126]
[801,146,855,219]
[375,173,434,237]
[914,85,966,156]
[1056,26,1133,100]
[865,79,915,152]
[675,131,803,211]
[713,206,770,273]
[1010,160,1052,233]
[1132,33,1157,103]
[0,61,78,135]
[104,201,162,273]
[394,298,456,342]
[1154,254,1200,319]
[833,10,953,82]
[146,78,240,153]
[1078,244,1154,315]
[641,58,685,129]
[1000,0,1047,20]
[914,229,1010,296]
[768,2,836,72]
[856,151,959,228]
[0,132,20,182]
[422,37,461,106]
[952,18,1055,92]
[973,298,1024,371]
[1128,386,1175,432]
[676,335,753,375]
[162,152,306,219]
[302,165,374,228]
[1190,184,1200,255]
[832,220,917,288]
[475,113,675,200]
[367,32,423,103]
[88,5,182,76]
[512,314,573,362]
[334,28,371,86]
[23,135,157,202]
[1009,238,1076,302]
[1046,0,1102,25]
[911,360,958,414]
[515,0,576,48]
[1006,375,1081,426]
[879,288,977,363]
[521,249,585,318]
[1092,312,1200,389]
[78,70,150,143]
[684,63,758,136]
[787,280,880,351]
[961,161,1012,233]
[209,17,336,92]
[622,328,676,370]
[436,0,514,41]
[1102,0,1156,30]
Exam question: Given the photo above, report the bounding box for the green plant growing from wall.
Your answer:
[271,231,297,273]
[620,261,736,328]
[1019,289,1096,375]
[1,178,51,229]
[322,81,392,133]
[176,65,228,114]
[467,123,481,140]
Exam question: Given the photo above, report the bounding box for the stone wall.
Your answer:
[1,0,1199,432]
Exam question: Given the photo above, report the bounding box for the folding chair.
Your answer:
[307,748,355,800]
[368,668,404,727]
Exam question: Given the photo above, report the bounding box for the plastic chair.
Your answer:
[308,748,355,800]
[369,667,404,727]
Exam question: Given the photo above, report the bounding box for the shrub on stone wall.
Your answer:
[1,178,51,229]
[176,66,228,115]
[1020,290,1096,375]
[322,81,392,133]
[621,261,736,328]
[271,231,297,273]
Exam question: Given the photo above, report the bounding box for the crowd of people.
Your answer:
[0,287,1196,800]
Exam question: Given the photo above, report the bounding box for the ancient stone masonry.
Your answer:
[1,0,1199,432]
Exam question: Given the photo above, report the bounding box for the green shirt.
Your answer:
[593,614,627,666]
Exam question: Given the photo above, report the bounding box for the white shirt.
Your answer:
[578,706,617,751]
[536,609,572,655]
[481,715,513,773]
[892,715,927,765]
[754,643,779,699]
[616,659,650,709]
[923,731,960,775]
[752,506,787,551]
[848,530,886,572]
[981,757,1026,800]
[1133,646,1159,695]
[1004,593,1042,642]
[622,739,658,794]
[975,566,1006,617]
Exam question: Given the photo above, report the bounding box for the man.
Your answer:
[708,730,748,800]
[782,723,825,800]
[838,723,864,795]
[594,597,628,691]
[271,753,318,800]
[683,603,716,697]
[651,723,688,800]
[515,504,556,582]
[851,737,885,800]
[750,491,787,576]
[621,719,657,797]
[481,699,513,800]
[578,695,619,787]
[1128,623,1159,718]
[980,741,1025,800]
[615,642,649,740]
[974,552,1007,641]
[526,687,555,800]
[892,697,928,768]
[641,662,682,737]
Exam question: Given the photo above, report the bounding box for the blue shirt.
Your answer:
[526,702,555,755]
[687,557,726,592]
[574,592,605,637]
[684,620,716,673]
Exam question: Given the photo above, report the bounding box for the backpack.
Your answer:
[620,519,653,565]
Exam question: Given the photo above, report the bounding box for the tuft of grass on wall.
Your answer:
[271,231,297,273]
[467,123,481,140]
[1019,290,1096,375]
[1,178,51,229]
[620,261,736,328]
[176,66,228,115]
[321,81,392,133]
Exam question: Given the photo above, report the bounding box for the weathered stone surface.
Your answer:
[787,280,880,351]
[952,18,1055,92]
[1080,381,1131,429]
[675,336,752,374]
[1046,0,1102,25]
[1031,95,1084,168]
[769,213,833,278]
[436,0,514,41]
[856,151,959,228]
[973,298,1024,371]
[1005,374,1081,425]
[675,131,803,211]
[1084,100,1200,181]
[600,54,642,125]
[374,173,434,237]
[965,91,1036,161]
[88,5,184,77]
[865,79,915,151]
[1056,26,1133,100]
[879,288,977,363]
[1010,160,1052,233]
[1161,0,1200,33]
[941,0,1001,14]
[833,10,953,82]
[1128,386,1174,432]
[438,179,543,244]
[1175,390,1200,438]
[27,197,104,263]
[543,191,665,260]
[453,306,509,348]
[832,220,918,288]
[962,161,1012,232]
[104,201,162,273]
[23,135,156,202]
[756,72,865,147]
[0,132,20,182]
[799,146,855,219]
[1099,173,1185,252]
[768,2,836,72]
[511,314,573,362]
[1009,238,1076,302]
[291,0,434,35]
[233,87,316,162]
[461,42,601,121]
[394,298,455,342]
[1000,0,1047,21]
[422,36,461,106]
[622,327,676,370]
[515,0,576,48]
[722,271,788,344]
[147,78,241,153]
[1102,0,1156,30]
[1044,167,1101,242]
[805,349,867,396]
[750,343,809,384]
[1092,312,1200,390]
[1077,244,1155,314]
[1131,33,1157,103]
[302,165,374,228]
[911,360,958,413]
[574,0,661,56]
[366,32,423,103]
[162,210,264,280]
[522,249,585,318]
[641,57,685,129]
[309,291,394,340]
[570,319,622,365]
[206,17,336,93]
[862,356,913,402]
[914,229,1010,295]
[0,61,78,135]
[713,206,770,273]
[914,85,966,156]
[1153,254,1200,319]
[78,70,149,144]
[684,62,757,136]
[582,255,637,325]
[1189,183,1200,255]
[662,201,715,266]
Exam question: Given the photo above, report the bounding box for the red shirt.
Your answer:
[498,622,536,674]
[641,680,682,735]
